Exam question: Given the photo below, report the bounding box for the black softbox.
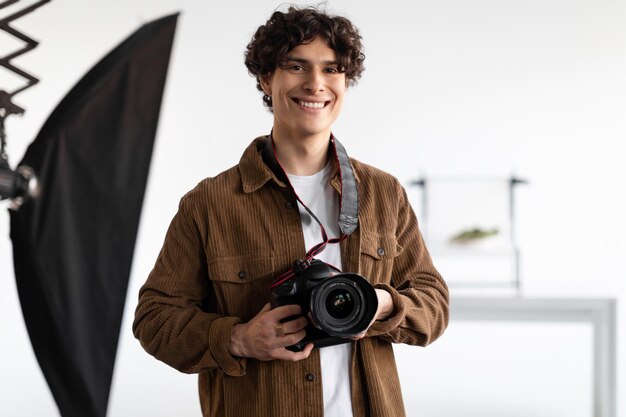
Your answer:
[9,13,178,417]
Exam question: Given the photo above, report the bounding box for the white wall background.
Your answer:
[1,0,624,416]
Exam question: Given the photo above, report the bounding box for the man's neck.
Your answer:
[272,130,331,176]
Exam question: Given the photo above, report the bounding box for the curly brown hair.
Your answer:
[245,6,365,110]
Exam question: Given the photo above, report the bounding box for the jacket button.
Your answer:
[285,201,294,209]
[377,247,385,256]
[238,271,246,279]
[305,373,316,382]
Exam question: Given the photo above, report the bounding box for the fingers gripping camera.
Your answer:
[269,259,378,352]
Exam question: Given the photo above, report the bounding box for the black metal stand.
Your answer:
[0,0,50,201]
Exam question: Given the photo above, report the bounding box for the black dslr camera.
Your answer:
[270,259,378,352]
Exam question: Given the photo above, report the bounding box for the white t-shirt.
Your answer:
[287,163,353,417]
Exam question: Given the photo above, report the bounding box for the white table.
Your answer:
[452,297,617,417]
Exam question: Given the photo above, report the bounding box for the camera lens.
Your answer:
[325,289,354,319]
[311,280,361,332]
[310,273,377,337]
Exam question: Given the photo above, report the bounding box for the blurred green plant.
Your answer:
[450,227,499,244]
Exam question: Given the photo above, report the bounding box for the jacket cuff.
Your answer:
[366,283,406,336]
[207,317,247,376]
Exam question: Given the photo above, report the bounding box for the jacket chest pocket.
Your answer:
[207,255,275,321]
[359,232,402,285]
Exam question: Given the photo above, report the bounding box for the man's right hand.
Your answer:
[228,303,314,361]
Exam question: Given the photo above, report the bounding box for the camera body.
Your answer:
[270,259,378,352]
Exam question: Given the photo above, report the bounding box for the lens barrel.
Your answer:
[309,273,378,337]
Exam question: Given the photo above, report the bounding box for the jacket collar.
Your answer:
[238,134,360,194]
[239,136,287,193]
[239,134,360,237]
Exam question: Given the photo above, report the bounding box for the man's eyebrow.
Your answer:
[284,56,339,65]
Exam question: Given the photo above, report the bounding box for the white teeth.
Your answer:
[298,100,325,109]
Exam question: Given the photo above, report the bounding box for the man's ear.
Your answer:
[260,74,272,96]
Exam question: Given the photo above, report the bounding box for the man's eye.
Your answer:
[290,65,304,71]
[324,67,339,73]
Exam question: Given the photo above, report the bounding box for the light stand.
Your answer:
[0,0,50,205]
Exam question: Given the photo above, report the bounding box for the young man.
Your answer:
[133,7,448,417]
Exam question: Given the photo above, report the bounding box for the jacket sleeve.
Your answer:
[366,181,449,346]
[132,194,246,376]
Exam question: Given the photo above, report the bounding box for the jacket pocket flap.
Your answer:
[361,233,402,260]
[207,255,275,283]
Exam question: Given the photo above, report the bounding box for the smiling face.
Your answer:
[261,37,347,145]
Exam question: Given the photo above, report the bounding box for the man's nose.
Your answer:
[303,70,324,93]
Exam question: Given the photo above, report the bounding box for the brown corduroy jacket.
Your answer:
[133,136,449,417]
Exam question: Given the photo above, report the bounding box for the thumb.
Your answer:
[257,303,272,316]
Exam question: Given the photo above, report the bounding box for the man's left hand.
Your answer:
[349,288,393,340]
